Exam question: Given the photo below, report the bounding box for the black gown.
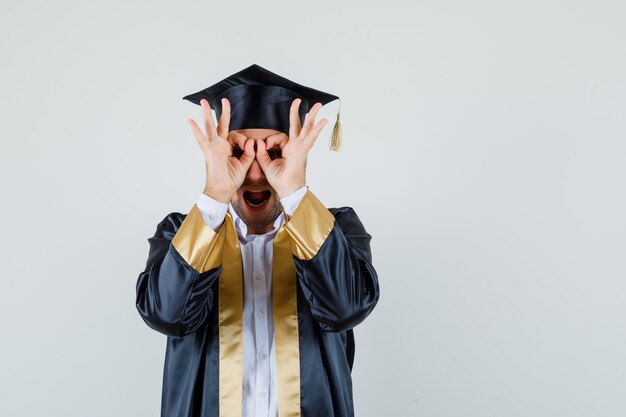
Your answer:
[135,190,380,417]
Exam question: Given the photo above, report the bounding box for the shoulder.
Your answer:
[152,211,188,240]
[328,206,354,219]
[328,206,371,237]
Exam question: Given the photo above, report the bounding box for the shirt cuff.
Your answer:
[196,193,229,232]
[280,186,308,217]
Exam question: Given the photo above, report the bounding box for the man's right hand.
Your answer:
[187,98,255,203]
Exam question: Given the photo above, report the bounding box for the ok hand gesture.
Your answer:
[187,98,255,203]
[255,99,329,198]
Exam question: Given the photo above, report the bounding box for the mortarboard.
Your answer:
[183,64,342,151]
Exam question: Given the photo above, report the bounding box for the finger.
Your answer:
[289,98,302,139]
[304,117,329,149]
[238,137,256,169]
[229,131,249,151]
[301,102,323,137]
[216,98,231,138]
[255,139,272,170]
[265,132,288,150]
[187,118,208,149]
[201,99,218,140]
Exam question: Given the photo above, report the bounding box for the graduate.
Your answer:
[135,64,380,417]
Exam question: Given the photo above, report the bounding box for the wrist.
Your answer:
[277,183,306,199]
[203,187,233,204]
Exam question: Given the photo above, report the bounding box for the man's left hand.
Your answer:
[255,98,328,199]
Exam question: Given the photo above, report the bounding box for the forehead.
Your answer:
[235,128,283,139]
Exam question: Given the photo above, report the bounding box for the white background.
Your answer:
[1,1,625,416]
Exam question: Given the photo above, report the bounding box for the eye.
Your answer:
[267,148,282,160]
[232,147,244,158]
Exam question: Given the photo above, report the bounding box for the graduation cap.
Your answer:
[183,64,342,151]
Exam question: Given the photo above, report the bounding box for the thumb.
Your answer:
[239,138,256,170]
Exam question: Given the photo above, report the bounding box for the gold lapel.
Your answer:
[272,225,301,417]
[218,213,244,417]
[174,191,332,417]
[217,213,301,417]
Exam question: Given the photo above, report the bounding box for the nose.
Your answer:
[246,158,265,181]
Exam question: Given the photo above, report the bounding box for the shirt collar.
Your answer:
[227,204,285,244]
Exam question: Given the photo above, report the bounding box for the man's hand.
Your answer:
[187,98,255,203]
[255,98,329,198]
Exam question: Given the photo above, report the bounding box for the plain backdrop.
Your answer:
[1,1,625,416]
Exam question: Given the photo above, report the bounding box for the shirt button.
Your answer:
[255,273,263,281]
[257,311,265,319]
[259,391,267,398]
[208,213,216,220]
[259,352,267,360]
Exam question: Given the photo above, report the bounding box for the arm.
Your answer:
[135,204,226,337]
[283,190,380,332]
[252,99,379,332]
[136,97,253,337]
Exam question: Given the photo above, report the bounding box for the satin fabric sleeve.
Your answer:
[283,190,380,332]
[135,206,225,337]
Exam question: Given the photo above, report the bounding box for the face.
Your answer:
[228,128,287,235]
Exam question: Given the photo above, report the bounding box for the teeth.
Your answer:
[246,196,268,207]
[247,199,267,207]
[244,189,270,207]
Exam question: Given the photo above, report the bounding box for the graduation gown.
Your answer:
[135,190,380,417]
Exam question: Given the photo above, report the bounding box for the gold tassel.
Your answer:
[329,102,342,151]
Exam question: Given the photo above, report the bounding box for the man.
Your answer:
[135,64,380,417]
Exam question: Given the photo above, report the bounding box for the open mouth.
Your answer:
[243,189,272,209]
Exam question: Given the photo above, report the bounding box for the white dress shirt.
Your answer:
[196,186,308,417]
